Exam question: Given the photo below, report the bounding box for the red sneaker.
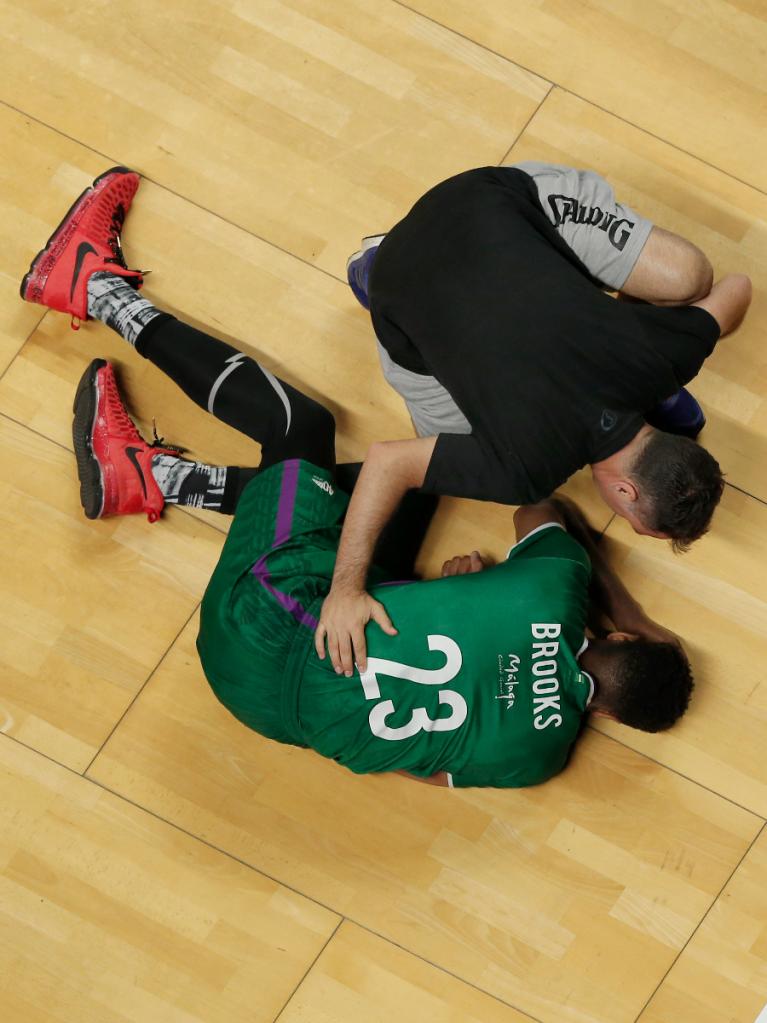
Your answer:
[72,359,179,523]
[20,167,145,326]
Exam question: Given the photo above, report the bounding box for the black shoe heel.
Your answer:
[72,358,107,519]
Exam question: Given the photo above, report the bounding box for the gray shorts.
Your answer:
[376,341,471,437]
[377,162,654,438]
[514,161,653,291]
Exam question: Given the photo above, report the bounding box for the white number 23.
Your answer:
[358,635,467,741]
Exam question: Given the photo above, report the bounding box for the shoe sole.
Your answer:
[345,233,385,277]
[346,235,385,311]
[72,358,107,519]
[19,166,135,306]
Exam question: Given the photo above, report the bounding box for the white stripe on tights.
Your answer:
[207,353,247,413]
[259,364,292,436]
[207,353,292,436]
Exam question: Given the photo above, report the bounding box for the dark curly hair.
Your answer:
[630,432,724,552]
[596,639,694,732]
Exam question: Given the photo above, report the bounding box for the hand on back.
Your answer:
[315,588,397,676]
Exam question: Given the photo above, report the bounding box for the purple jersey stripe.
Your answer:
[252,556,319,630]
[274,458,300,547]
[250,461,319,632]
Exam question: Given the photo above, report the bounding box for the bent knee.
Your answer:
[676,246,714,303]
[625,227,713,305]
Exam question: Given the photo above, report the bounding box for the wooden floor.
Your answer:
[1,3,765,1021]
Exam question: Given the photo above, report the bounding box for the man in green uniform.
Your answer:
[197,455,690,789]
[70,346,692,789]
[24,166,692,790]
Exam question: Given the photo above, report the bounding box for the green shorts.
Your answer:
[197,459,349,746]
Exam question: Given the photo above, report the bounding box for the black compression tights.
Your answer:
[136,313,337,473]
[134,313,437,576]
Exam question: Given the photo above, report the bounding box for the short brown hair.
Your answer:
[631,432,724,551]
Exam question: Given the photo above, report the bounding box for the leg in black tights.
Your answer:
[132,309,437,576]
[136,313,337,473]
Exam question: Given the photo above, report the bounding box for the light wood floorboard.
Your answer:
[637,824,767,1023]
[0,735,339,1023]
[0,3,765,1021]
[400,0,767,192]
[593,489,767,817]
[0,413,223,770]
[277,921,534,1023]
[0,0,549,276]
[88,613,761,1023]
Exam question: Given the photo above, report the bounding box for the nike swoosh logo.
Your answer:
[70,242,97,301]
[125,446,147,498]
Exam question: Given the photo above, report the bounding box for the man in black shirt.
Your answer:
[315,165,752,676]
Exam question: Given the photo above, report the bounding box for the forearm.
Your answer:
[694,273,752,337]
[331,438,436,593]
[550,497,645,630]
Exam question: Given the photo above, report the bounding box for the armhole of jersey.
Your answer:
[506,521,565,559]
[581,669,596,706]
[446,773,454,789]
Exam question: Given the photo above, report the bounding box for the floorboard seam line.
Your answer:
[0,406,230,535]
[2,728,348,918]
[586,722,767,821]
[347,920,547,1023]
[81,768,543,1020]
[4,727,757,1023]
[497,84,554,166]
[388,1,767,198]
[82,601,202,776]
[0,308,49,385]
[630,820,766,1023]
[724,479,767,509]
[554,85,767,199]
[271,918,344,1023]
[0,409,85,454]
[0,98,348,288]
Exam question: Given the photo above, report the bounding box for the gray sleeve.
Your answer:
[512,161,654,290]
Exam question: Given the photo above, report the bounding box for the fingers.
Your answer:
[442,555,465,576]
[338,631,355,677]
[327,629,344,675]
[370,600,397,636]
[314,623,327,660]
[442,553,484,576]
[350,624,367,675]
[315,593,396,678]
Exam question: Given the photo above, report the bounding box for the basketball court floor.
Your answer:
[1,2,765,1021]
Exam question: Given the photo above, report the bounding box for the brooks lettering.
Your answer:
[530,624,563,730]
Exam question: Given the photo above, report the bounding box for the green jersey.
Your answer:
[198,460,593,789]
[299,523,592,788]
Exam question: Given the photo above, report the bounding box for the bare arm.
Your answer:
[315,436,437,675]
[548,496,681,647]
[692,273,752,337]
